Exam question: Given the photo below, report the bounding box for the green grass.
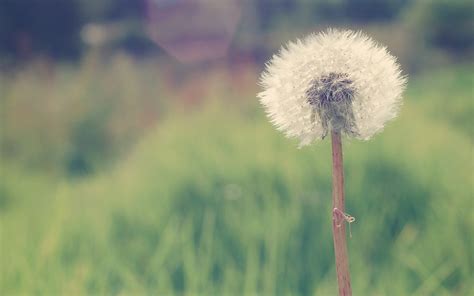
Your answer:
[1,64,473,295]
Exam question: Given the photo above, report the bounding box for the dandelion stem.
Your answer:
[331,130,352,296]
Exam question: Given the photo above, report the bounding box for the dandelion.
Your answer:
[258,29,406,146]
[258,29,406,296]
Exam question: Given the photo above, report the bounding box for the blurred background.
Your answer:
[0,0,473,294]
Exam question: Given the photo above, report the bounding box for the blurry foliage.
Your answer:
[0,0,472,63]
[78,0,144,22]
[255,0,410,35]
[406,0,474,54]
[0,0,82,60]
[0,55,167,176]
[102,21,160,57]
[0,0,148,62]
[406,66,474,138]
[342,0,410,22]
[311,0,410,23]
[1,65,472,294]
[0,53,258,176]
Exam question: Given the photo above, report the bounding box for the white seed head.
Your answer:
[258,29,407,146]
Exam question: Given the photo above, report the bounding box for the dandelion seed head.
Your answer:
[258,29,407,146]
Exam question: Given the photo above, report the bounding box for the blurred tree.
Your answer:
[418,0,474,54]
[78,0,145,22]
[312,0,410,23]
[254,0,410,29]
[343,0,410,22]
[106,0,145,20]
[79,0,157,57]
[255,0,297,29]
[0,0,83,60]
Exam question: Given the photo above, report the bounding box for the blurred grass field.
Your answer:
[0,61,473,295]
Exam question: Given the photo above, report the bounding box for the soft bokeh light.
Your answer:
[146,0,242,63]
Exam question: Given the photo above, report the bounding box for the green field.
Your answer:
[1,64,473,295]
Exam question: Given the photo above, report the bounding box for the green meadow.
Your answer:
[1,62,473,295]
